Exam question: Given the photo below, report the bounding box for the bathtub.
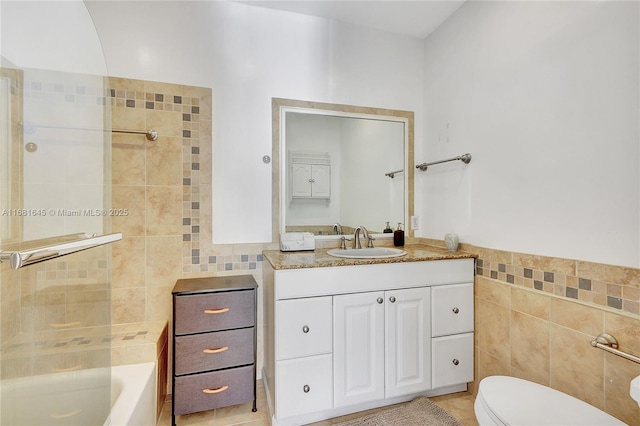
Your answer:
[0,362,156,426]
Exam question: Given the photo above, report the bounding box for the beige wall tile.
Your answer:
[112,134,146,186]
[578,260,640,287]
[549,323,605,409]
[510,310,549,384]
[604,312,640,356]
[475,276,510,307]
[146,186,182,236]
[146,236,182,288]
[146,109,183,139]
[146,136,183,186]
[604,353,640,424]
[111,236,145,289]
[112,287,146,324]
[475,297,510,365]
[511,287,550,320]
[108,76,145,93]
[112,105,146,132]
[146,285,174,322]
[513,252,576,275]
[112,185,145,237]
[550,298,605,337]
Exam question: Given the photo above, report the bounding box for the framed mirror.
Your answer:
[272,98,414,241]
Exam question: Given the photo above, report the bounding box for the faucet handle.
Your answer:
[340,236,347,250]
[367,235,375,248]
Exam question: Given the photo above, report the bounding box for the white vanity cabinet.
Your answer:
[263,258,474,426]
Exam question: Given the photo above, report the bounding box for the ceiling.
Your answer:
[234,1,466,39]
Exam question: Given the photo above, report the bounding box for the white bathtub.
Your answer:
[0,362,156,426]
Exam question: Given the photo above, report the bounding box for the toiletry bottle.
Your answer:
[393,223,404,247]
[383,221,393,233]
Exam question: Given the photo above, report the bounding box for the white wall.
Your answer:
[422,1,639,267]
[85,0,425,243]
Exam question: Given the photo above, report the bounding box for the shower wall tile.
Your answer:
[146,236,182,288]
[145,186,182,236]
[112,287,146,324]
[112,185,145,236]
[112,134,146,185]
[112,236,145,289]
[146,137,183,185]
[605,354,640,425]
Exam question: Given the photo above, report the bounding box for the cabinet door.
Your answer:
[291,163,312,197]
[311,164,331,197]
[385,287,432,398]
[333,291,385,408]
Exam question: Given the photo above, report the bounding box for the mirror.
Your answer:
[272,98,414,241]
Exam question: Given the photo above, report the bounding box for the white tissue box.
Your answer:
[280,232,315,252]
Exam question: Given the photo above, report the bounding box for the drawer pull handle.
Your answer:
[303,385,310,393]
[302,325,310,333]
[204,308,230,314]
[389,296,396,303]
[203,346,229,354]
[377,297,383,304]
[453,307,460,314]
[452,359,460,366]
[203,385,229,394]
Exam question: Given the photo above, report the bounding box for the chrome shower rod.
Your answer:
[20,122,158,141]
[416,153,471,171]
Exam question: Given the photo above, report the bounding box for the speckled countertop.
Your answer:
[263,244,477,270]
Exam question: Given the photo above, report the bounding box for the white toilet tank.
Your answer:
[475,376,626,426]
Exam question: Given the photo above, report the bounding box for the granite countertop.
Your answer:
[263,244,476,270]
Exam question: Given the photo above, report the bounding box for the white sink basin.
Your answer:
[327,247,407,259]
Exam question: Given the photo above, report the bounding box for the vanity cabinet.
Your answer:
[171,275,257,425]
[263,258,474,426]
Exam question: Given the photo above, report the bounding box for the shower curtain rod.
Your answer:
[19,122,159,141]
[416,153,471,171]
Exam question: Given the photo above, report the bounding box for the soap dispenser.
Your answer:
[383,222,393,233]
[393,223,404,247]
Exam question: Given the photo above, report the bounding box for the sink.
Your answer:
[327,247,407,259]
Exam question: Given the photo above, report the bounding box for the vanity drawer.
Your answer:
[431,283,473,337]
[173,365,254,416]
[175,328,255,375]
[276,296,332,360]
[276,354,333,418]
[431,333,474,389]
[174,289,255,335]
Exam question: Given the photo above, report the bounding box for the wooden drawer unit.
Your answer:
[172,275,257,425]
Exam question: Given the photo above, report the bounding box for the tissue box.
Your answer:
[280,232,315,252]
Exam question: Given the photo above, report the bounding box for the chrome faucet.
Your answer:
[333,223,343,235]
[354,225,374,249]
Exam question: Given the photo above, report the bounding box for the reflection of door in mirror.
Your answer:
[282,108,407,236]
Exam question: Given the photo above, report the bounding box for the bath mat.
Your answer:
[332,396,462,426]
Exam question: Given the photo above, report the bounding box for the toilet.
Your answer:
[474,376,626,425]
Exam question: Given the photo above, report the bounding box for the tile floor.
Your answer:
[158,381,478,426]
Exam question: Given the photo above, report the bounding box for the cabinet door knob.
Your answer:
[389,296,396,303]
[452,359,460,366]
[452,307,460,314]
[302,325,310,333]
[376,297,383,304]
[303,385,310,393]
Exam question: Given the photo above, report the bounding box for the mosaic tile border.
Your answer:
[475,257,640,316]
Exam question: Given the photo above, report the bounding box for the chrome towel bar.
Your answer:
[591,333,640,364]
[0,232,122,270]
[385,169,404,178]
[20,122,158,141]
[416,153,471,171]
